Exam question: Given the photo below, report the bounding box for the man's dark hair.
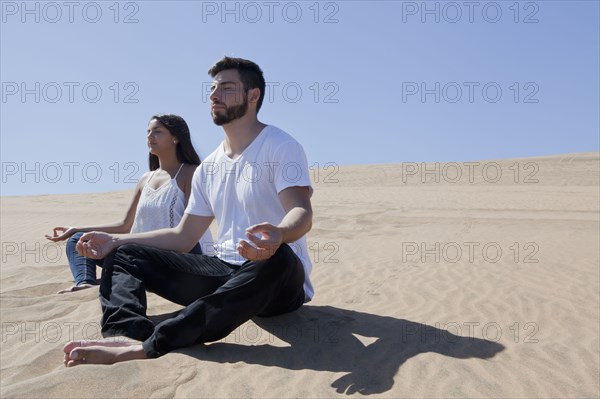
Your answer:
[208,57,266,113]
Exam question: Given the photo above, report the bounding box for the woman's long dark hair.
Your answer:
[148,114,201,171]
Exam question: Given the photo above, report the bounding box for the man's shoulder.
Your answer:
[200,145,222,164]
[192,146,222,183]
[263,125,301,147]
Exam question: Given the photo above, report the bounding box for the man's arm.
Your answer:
[275,185,313,243]
[238,185,312,261]
[76,214,214,259]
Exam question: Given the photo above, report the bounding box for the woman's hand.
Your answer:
[45,227,78,242]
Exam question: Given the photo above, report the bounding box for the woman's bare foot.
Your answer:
[57,284,95,294]
[63,339,148,367]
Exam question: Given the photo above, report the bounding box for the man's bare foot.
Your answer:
[57,284,96,294]
[63,339,148,367]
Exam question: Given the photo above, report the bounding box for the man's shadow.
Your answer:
[153,305,505,395]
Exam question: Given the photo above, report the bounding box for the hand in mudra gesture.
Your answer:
[237,223,283,261]
[75,232,117,259]
[45,227,78,242]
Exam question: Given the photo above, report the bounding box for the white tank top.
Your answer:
[130,165,215,255]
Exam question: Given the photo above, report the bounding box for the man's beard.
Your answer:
[212,96,248,126]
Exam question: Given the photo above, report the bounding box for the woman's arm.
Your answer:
[45,172,150,242]
[176,163,199,206]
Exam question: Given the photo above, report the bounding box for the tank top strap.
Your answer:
[145,170,157,186]
[173,163,185,180]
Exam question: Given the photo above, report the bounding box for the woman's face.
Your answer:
[147,119,177,156]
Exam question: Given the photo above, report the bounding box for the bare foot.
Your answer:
[57,284,96,294]
[63,339,148,367]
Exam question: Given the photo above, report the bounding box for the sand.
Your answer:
[1,152,599,398]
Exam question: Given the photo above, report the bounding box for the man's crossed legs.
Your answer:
[64,243,305,366]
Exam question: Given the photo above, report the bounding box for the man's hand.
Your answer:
[75,232,117,259]
[237,223,283,261]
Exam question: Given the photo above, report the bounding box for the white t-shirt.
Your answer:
[186,125,314,301]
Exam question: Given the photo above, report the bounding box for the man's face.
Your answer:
[209,69,248,126]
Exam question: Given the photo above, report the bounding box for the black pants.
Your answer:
[99,243,306,358]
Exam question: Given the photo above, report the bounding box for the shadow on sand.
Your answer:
[157,305,504,395]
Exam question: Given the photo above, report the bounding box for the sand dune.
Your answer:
[1,152,598,398]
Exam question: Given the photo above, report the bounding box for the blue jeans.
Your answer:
[66,232,204,286]
[66,232,103,286]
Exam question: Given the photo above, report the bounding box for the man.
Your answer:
[63,57,314,366]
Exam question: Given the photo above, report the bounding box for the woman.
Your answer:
[45,114,213,293]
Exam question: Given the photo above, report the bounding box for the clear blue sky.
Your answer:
[1,0,599,195]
